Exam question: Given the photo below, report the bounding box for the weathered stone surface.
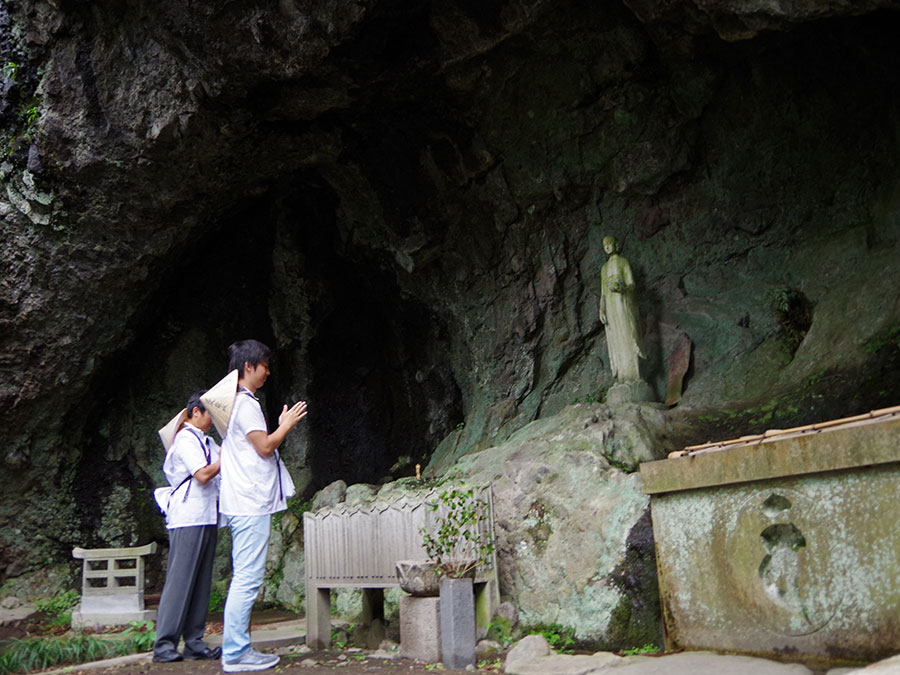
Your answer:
[613,652,813,675]
[506,635,551,666]
[396,560,441,597]
[440,577,477,670]
[494,601,519,629]
[650,440,900,663]
[507,652,625,675]
[507,648,814,675]
[311,480,348,511]
[345,483,379,506]
[399,595,442,662]
[859,653,900,672]
[263,511,305,612]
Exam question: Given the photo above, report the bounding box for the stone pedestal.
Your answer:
[606,380,654,407]
[399,595,441,662]
[439,577,476,670]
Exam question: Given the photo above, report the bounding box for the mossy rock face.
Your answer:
[603,510,661,651]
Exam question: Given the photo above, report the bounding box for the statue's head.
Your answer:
[602,236,619,254]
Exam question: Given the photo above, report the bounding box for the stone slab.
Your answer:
[611,652,814,675]
[71,608,156,629]
[81,595,143,612]
[399,595,441,662]
[505,647,816,675]
[506,652,625,675]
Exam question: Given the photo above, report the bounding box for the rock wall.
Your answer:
[3,0,900,585]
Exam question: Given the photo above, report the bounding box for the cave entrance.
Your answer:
[268,175,462,491]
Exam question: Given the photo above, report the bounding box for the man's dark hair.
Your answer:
[186,390,208,418]
[228,339,272,377]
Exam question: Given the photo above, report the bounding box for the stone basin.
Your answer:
[640,410,900,668]
[395,560,441,597]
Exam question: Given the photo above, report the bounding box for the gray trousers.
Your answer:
[153,524,217,656]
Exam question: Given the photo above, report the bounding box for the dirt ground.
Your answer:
[0,610,504,675]
[71,648,488,675]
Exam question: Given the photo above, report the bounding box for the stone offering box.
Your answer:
[641,406,900,668]
[71,542,157,628]
[303,487,498,651]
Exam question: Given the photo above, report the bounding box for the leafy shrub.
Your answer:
[34,590,80,628]
[34,590,79,617]
[420,486,494,578]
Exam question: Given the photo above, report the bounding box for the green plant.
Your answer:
[523,623,577,653]
[0,634,127,675]
[285,496,313,520]
[121,619,156,652]
[421,486,494,579]
[477,658,504,670]
[23,106,38,126]
[620,643,660,656]
[766,287,814,355]
[425,663,444,670]
[1,61,18,81]
[208,588,226,613]
[34,590,80,617]
[330,625,349,650]
[34,589,80,627]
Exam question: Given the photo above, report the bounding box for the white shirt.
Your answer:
[162,423,220,529]
[219,391,287,516]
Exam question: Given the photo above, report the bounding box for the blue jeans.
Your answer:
[222,514,271,661]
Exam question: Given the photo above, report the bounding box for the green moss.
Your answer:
[487,616,513,645]
[864,322,900,354]
[601,511,661,652]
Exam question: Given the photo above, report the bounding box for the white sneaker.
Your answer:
[222,648,280,672]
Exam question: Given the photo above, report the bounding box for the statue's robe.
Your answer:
[600,254,644,382]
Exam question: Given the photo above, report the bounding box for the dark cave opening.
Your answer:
[270,175,464,489]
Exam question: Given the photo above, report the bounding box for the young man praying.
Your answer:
[219,339,307,672]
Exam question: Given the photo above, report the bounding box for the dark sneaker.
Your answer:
[222,648,280,672]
